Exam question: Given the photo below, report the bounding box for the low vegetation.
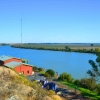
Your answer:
[44,69,55,77]
[32,66,43,72]
[61,81,100,100]
[58,72,73,83]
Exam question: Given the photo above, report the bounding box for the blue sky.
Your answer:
[0,0,100,43]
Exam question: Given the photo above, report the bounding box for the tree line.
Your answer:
[11,44,99,54]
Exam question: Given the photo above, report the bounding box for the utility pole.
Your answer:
[20,18,22,74]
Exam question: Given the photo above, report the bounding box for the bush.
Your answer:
[38,67,43,72]
[32,66,39,72]
[45,69,55,77]
[96,84,100,94]
[74,79,80,86]
[44,73,51,77]
[58,72,73,83]
[79,78,96,90]
[48,90,55,95]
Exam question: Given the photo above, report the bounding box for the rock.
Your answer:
[6,95,20,100]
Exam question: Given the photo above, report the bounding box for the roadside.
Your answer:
[53,81,92,100]
[26,74,92,100]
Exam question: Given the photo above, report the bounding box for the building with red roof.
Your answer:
[0,55,33,76]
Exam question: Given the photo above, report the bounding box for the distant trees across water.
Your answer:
[11,43,100,54]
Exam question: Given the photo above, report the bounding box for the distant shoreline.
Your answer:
[10,43,100,54]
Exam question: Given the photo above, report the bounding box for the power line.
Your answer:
[13,18,23,57]
[20,17,23,47]
[13,18,23,56]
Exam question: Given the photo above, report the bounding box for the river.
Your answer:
[0,45,97,79]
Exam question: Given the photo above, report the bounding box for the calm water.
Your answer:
[0,45,97,79]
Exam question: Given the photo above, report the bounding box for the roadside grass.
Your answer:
[60,81,100,100]
[39,70,46,75]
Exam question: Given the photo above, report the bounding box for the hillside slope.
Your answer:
[0,66,62,100]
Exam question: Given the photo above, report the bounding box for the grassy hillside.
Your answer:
[0,66,61,100]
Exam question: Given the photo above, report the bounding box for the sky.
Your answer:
[0,0,100,43]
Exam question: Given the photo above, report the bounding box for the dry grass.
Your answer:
[0,66,62,100]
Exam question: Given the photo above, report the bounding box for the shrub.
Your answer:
[58,72,73,83]
[80,78,96,90]
[96,84,100,94]
[45,69,55,77]
[74,79,80,86]
[48,90,55,95]
[44,73,51,77]
[32,66,39,72]
[38,67,43,72]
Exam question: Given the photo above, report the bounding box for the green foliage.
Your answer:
[58,72,73,83]
[39,70,46,75]
[79,88,99,100]
[61,81,100,100]
[32,66,39,72]
[79,78,96,90]
[38,67,43,72]
[22,59,28,63]
[74,79,80,86]
[96,84,100,94]
[33,66,43,72]
[65,46,69,49]
[87,48,100,82]
[65,46,72,51]
[44,72,51,77]
[45,69,55,77]
[95,48,100,64]
[90,44,94,47]
[11,43,100,54]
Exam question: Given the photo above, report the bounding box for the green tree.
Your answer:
[87,48,100,82]
[58,72,73,83]
[65,46,69,49]
[90,44,94,47]
[80,78,96,90]
[45,69,55,77]
[96,84,100,94]
[44,72,51,77]
[74,79,80,86]
[65,46,71,51]
[38,67,43,72]
[32,66,38,72]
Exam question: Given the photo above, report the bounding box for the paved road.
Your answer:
[26,72,46,81]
